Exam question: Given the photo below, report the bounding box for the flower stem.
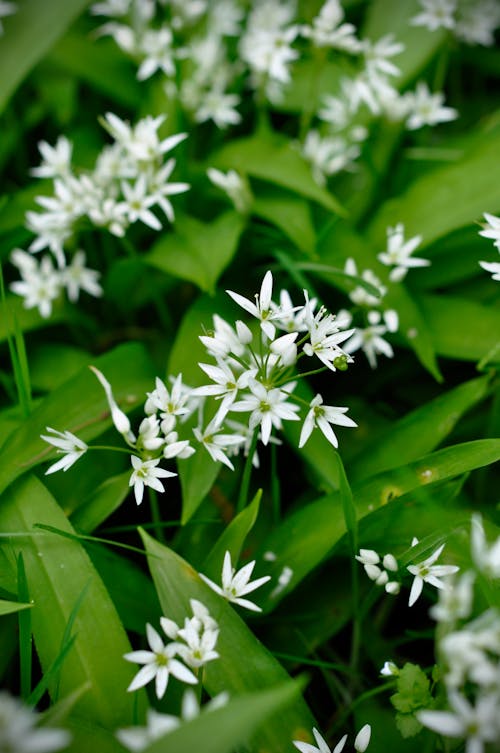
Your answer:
[148,487,166,544]
[237,427,259,513]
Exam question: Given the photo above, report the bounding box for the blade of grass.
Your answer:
[17,553,32,699]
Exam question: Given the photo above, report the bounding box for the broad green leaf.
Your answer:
[258,439,500,609]
[0,475,144,727]
[0,0,91,113]
[0,342,156,497]
[70,471,131,534]
[210,129,345,214]
[368,129,500,248]
[0,599,32,616]
[66,717,128,753]
[143,681,304,753]
[253,191,316,256]
[418,294,500,362]
[202,490,261,581]
[140,530,315,751]
[178,443,222,525]
[145,211,244,294]
[30,344,90,392]
[49,28,142,109]
[349,374,492,481]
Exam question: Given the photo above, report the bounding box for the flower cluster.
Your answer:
[10,113,188,317]
[416,516,500,753]
[356,537,459,607]
[340,224,430,368]
[0,691,70,753]
[478,211,500,282]
[125,599,219,699]
[293,722,371,753]
[412,0,500,46]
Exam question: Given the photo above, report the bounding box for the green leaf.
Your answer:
[258,440,500,608]
[0,342,156,497]
[0,0,91,113]
[349,374,492,481]
[0,295,69,343]
[140,529,315,751]
[0,599,32,616]
[202,490,261,581]
[210,129,345,214]
[145,211,244,294]
[253,190,317,256]
[178,442,222,525]
[30,344,90,392]
[0,475,145,727]
[368,129,500,248]
[418,294,500,362]
[143,681,304,753]
[70,471,131,534]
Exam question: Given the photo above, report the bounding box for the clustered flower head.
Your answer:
[10,113,188,317]
[293,722,371,753]
[125,599,219,699]
[416,516,500,753]
[412,0,500,46]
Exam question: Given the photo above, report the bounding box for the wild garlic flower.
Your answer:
[411,0,457,31]
[193,417,246,469]
[378,224,428,282]
[478,212,500,281]
[293,723,371,753]
[418,692,499,753]
[470,514,500,578]
[10,252,62,319]
[199,550,271,612]
[343,310,398,370]
[125,623,198,699]
[300,0,361,52]
[356,548,400,594]
[41,428,89,475]
[299,395,357,449]
[407,539,459,607]
[129,457,177,506]
[207,168,251,213]
[0,691,71,753]
[403,82,458,130]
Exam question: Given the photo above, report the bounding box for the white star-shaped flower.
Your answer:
[129,456,177,505]
[226,270,282,339]
[407,540,459,607]
[40,427,88,474]
[299,394,357,449]
[199,550,271,612]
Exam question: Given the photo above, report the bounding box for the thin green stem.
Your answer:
[237,427,259,513]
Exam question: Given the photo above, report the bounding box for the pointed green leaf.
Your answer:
[70,471,131,534]
[143,681,304,753]
[253,191,316,256]
[0,599,32,616]
[145,211,244,294]
[140,529,314,751]
[0,475,145,727]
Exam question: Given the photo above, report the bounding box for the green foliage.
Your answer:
[390,663,434,738]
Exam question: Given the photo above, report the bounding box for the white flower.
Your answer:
[354,724,371,752]
[407,541,459,607]
[116,708,180,752]
[411,0,457,31]
[226,270,281,340]
[145,375,193,419]
[61,250,102,302]
[10,253,62,319]
[380,660,399,676]
[124,623,197,699]
[429,571,475,623]
[174,601,220,668]
[147,158,190,223]
[418,692,499,753]
[301,0,361,52]
[404,82,458,130]
[195,88,242,129]
[0,690,71,753]
[199,550,271,612]
[343,311,394,370]
[302,293,354,371]
[129,456,177,505]
[231,377,300,445]
[31,136,73,179]
[40,427,88,475]
[479,260,500,281]
[344,258,386,307]
[479,211,500,249]
[302,130,361,185]
[299,394,357,449]
[471,514,500,577]
[137,26,175,81]
[193,417,245,470]
[454,1,500,46]
[377,223,428,281]
[192,360,255,423]
[121,175,161,230]
[207,168,250,213]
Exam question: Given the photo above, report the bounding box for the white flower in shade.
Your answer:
[411,0,457,31]
[192,360,255,423]
[343,310,396,369]
[226,270,281,339]
[61,250,102,302]
[121,175,161,231]
[404,82,458,130]
[195,88,242,130]
[380,660,399,676]
[137,26,175,80]
[40,427,88,475]
[0,691,71,753]
[454,1,500,47]
[354,724,371,752]
[199,550,271,612]
[470,514,500,577]
[231,378,300,445]
[429,571,475,623]
[407,541,459,607]
[344,258,386,307]
[207,168,250,213]
[417,692,498,753]
[31,136,73,179]
[125,623,197,699]
[299,394,357,449]
[378,224,428,281]
[10,254,62,319]
[90,365,135,442]
[147,158,190,223]
[302,294,354,372]
[116,708,180,752]
[301,0,361,52]
[199,314,247,359]
[145,375,193,420]
[302,130,361,185]
[129,457,177,505]
[193,417,245,470]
